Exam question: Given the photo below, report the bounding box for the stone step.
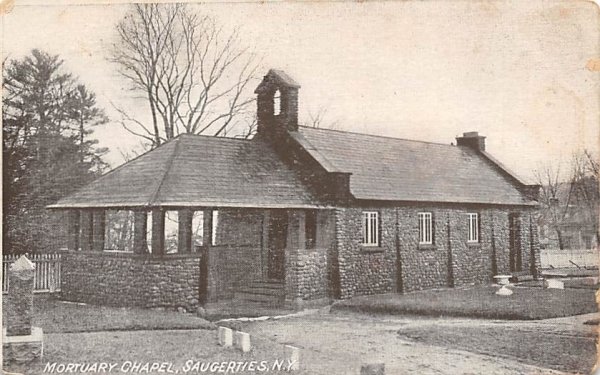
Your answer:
[235,280,285,306]
[237,286,285,296]
[234,291,284,304]
[512,274,534,282]
[247,281,284,290]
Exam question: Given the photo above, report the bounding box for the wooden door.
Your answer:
[267,210,288,280]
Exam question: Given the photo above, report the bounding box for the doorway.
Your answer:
[509,213,522,272]
[267,210,288,281]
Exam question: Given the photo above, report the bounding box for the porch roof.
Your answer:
[48,134,323,209]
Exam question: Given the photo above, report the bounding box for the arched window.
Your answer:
[273,89,281,116]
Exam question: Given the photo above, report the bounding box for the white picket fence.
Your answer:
[540,249,599,269]
[2,253,62,293]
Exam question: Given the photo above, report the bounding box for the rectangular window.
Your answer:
[418,212,433,245]
[468,213,479,243]
[362,211,379,246]
[305,210,317,249]
[211,210,219,246]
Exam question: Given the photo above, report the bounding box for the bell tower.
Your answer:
[255,69,300,137]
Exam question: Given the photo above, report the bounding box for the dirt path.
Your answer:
[240,311,573,374]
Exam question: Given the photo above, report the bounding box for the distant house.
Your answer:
[538,178,598,250]
[50,70,541,311]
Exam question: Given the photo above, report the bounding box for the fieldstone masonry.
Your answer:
[59,204,539,310]
[6,256,35,336]
[61,252,201,312]
[3,255,44,365]
[335,206,539,298]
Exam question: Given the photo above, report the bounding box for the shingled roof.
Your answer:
[49,134,322,209]
[292,126,536,206]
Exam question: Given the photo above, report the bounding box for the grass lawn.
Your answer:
[6,329,309,375]
[397,324,596,374]
[2,295,215,333]
[331,285,598,320]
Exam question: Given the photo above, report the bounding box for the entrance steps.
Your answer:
[234,280,284,305]
[510,271,535,283]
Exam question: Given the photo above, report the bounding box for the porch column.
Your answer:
[201,209,214,304]
[285,210,305,306]
[178,209,193,253]
[133,211,148,254]
[92,209,105,251]
[80,210,93,252]
[67,210,80,251]
[287,210,306,250]
[203,209,213,247]
[261,209,270,279]
[151,208,165,255]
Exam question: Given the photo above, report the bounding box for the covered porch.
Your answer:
[47,134,337,311]
[57,204,336,311]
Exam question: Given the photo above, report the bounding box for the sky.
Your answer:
[2,0,599,182]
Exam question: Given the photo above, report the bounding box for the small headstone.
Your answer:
[234,331,251,353]
[495,285,513,296]
[360,363,385,375]
[218,327,233,347]
[544,279,565,289]
[284,345,300,371]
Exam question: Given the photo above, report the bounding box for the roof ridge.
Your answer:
[297,125,456,148]
[148,137,182,206]
[179,133,252,142]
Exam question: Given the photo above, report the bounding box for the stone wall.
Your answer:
[61,204,539,307]
[335,205,539,298]
[335,208,397,299]
[285,210,335,305]
[61,251,201,312]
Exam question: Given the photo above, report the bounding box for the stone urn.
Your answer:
[493,275,511,286]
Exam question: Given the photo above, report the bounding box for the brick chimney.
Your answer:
[255,69,300,137]
[456,131,486,151]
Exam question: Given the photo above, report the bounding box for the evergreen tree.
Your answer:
[3,49,109,254]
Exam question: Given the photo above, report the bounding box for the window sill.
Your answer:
[361,245,384,253]
[467,242,481,248]
[417,244,437,251]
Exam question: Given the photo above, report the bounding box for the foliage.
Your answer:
[104,210,135,252]
[2,49,109,254]
[534,150,599,250]
[109,4,259,147]
[332,286,597,320]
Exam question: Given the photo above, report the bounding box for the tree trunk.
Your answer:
[556,229,564,250]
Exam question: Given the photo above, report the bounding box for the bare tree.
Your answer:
[570,150,599,242]
[305,106,341,129]
[535,162,571,249]
[233,116,257,140]
[535,149,599,250]
[109,4,259,147]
